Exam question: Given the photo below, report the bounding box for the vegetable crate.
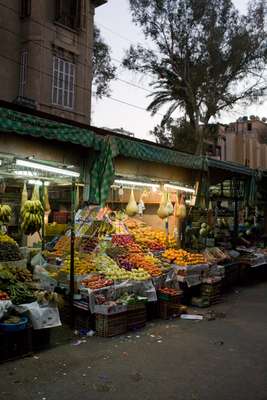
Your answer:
[159,300,182,320]
[157,292,182,303]
[200,282,222,305]
[96,312,127,337]
[127,303,146,330]
[0,326,33,363]
[146,301,159,320]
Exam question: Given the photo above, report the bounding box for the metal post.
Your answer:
[70,179,76,326]
[40,181,45,251]
[233,178,239,249]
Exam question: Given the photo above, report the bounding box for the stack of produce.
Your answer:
[61,253,96,276]
[79,237,99,253]
[0,266,36,305]
[81,275,113,289]
[86,220,115,237]
[0,235,21,261]
[126,222,176,251]
[163,249,206,266]
[53,236,71,257]
[125,253,162,277]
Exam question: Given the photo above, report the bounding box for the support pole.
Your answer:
[233,178,239,249]
[40,181,45,251]
[70,179,76,327]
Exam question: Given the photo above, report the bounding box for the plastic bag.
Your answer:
[15,301,61,330]
[0,300,13,320]
[31,252,48,268]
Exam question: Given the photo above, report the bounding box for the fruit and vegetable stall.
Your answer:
[0,152,267,363]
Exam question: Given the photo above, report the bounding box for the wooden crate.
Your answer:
[96,313,127,337]
[159,301,182,320]
[127,303,146,330]
[0,326,33,363]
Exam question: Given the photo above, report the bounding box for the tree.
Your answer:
[151,118,219,154]
[93,26,116,98]
[123,0,267,155]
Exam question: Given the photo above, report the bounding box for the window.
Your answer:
[55,0,81,30]
[19,50,28,97]
[52,57,75,109]
[20,0,31,18]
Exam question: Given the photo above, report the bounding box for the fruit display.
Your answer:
[13,267,33,282]
[21,200,44,235]
[0,204,12,225]
[127,223,176,251]
[0,265,36,305]
[111,234,134,247]
[61,253,96,275]
[158,288,180,296]
[53,236,70,257]
[162,249,206,266]
[125,253,162,277]
[0,290,9,300]
[0,235,21,261]
[80,237,99,253]
[86,220,115,238]
[81,275,113,290]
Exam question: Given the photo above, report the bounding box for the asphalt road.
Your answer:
[1,282,267,400]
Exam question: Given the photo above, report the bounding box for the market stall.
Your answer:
[0,154,80,361]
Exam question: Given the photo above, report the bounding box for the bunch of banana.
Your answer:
[86,220,115,237]
[21,200,44,235]
[0,204,12,224]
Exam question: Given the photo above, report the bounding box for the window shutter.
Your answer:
[55,0,62,20]
[74,0,82,29]
[21,0,31,18]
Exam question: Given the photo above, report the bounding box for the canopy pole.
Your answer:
[233,178,239,249]
[70,179,76,327]
[40,181,45,251]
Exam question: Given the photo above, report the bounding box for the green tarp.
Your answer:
[0,106,262,206]
[0,107,102,150]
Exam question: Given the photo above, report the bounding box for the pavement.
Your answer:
[1,282,267,400]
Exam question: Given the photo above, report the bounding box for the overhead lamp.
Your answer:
[16,159,80,178]
[28,180,50,186]
[0,160,2,166]
[14,170,38,177]
[114,179,160,190]
[164,183,195,193]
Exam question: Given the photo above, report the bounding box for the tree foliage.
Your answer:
[93,26,116,98]
[123,0,267,154]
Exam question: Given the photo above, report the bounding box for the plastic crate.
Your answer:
[96,313,127,337]
[127,303,146,330]
[0,326,33,363]
[157,292,182,303]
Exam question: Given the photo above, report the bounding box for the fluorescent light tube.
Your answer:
[114,179,160,190]
[28,180,50,186]
[16,159,79,178]
[0,160,2,166]
[164,183,195,193]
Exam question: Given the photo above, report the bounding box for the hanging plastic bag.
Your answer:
[126,189,138,216]
[157,191,169,219]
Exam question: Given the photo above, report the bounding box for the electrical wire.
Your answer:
[0,52,164,116]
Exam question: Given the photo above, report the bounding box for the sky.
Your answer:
[92,0,267,140]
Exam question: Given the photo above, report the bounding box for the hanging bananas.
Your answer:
[21,200,44,235]
[0,204,12,225]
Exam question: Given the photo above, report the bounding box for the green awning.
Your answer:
[0,107,102,150]
[207,158,254,176]
[114,136,205,171]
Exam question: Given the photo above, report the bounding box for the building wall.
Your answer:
[223,119,267,170]
[0,0,102,124]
